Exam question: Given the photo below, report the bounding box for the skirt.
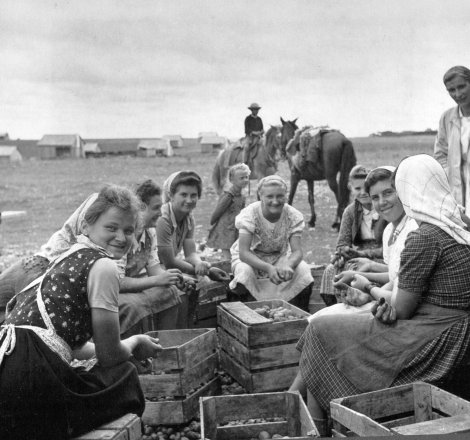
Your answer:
[0,328,144,440]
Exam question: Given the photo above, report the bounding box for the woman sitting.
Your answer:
[0,185,162,439]
[292,154,470,435]
[319,165,388,306]
[228,175,313,311]
[156,171,227,327]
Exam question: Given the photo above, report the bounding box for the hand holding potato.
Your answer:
[275,262,294,282]
[334,270,357,289]
[208,267,231,282]
[340,286,372,307]
[195,260,211,276]
[267,265,283,285]
[372,297,397,324]
[350,273,371,292]
[347,257,373,272]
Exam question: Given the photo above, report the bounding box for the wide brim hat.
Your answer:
[248,103,261,110]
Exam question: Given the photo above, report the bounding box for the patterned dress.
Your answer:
[0,245,144,439]
[298,223,470,410]
[229,202,313,301]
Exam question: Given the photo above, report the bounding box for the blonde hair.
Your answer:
[228,163,251,181]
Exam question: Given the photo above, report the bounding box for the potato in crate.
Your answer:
[140,328,220,425]
[200,391,319,440]
[217,300,310,392]
[330,381,470,437]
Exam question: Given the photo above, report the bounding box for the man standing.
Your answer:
[243,102,264,166]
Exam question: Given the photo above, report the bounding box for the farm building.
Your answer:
[198,131,218,139]
[0,146,22,163]
[86,139,140,156]
[37,134,84,159]
[83,142,103,158]
[162,135,184,148]
[137,139,174,157]
[199,136,227,153]
[0,140,39,159]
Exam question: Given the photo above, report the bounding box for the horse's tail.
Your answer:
[338,138,357,217]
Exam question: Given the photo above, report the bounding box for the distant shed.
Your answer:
[0,146,22,163]
[83,142,103,158]
[37,134,84,159]
[87,139,139,156]
[162,135,183,148]
[138,139,174,157]
[199,136,227,153]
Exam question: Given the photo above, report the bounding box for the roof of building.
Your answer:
[0,146,19,156]
[198,131,218,138]
[162,135,183,140]
[86,138,140,153]
[200,136,226,145]
[138,139,171,150]
[38,134,81,146]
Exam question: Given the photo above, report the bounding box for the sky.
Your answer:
[1,0,469,140]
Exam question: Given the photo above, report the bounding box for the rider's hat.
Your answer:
[248,103,261,110]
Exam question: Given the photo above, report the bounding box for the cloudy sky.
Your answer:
[1,0,469,139]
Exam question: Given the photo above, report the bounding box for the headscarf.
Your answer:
[256,175,288,198]
[162,170,202,204]
[395,154,470,245]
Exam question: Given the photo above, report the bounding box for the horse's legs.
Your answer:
[306,179,316,228]
[324,169,341,230]
[288,173,300,206]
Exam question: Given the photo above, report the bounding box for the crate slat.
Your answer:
[142,376,220,425]
[218,327,299,370]
[200,391,319,440]
[391,413,470,435]
[97,414,141,440]
[140,351,218,397]
[219,349,299,393]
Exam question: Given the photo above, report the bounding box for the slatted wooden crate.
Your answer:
[140,328,220,425]
[200,391,319,440]
[143,376,221,426]
[330,381,470,437]
[72,414,141,440]
[217,300,310,392]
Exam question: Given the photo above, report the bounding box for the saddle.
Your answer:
[294,126,334,173]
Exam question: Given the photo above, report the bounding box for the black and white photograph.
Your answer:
[1,1,470,438]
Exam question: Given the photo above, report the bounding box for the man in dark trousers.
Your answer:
[243,102,264,166]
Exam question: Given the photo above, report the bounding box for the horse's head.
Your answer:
[265,125,282,163]
[280,117,298,158]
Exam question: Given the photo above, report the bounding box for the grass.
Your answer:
[0,135,434,269]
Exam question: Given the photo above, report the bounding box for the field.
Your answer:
[0,135,434,271]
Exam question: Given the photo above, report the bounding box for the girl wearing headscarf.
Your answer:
[293,155,470,433]
[434,65,470,215]
[229,175,313,311]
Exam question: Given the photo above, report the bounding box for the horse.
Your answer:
[212,125,282,194]
[280,117,356,229]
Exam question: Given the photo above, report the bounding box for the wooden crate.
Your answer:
[141,328,218,397]
[217,300,309,392]
[143,376,221,425]
[72,414,141,440]
[330,381,470,437]
[200,391,319,440]
[197,280,228,321]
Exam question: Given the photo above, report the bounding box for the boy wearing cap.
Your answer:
[243,103,264,166]
[319,164,388,305]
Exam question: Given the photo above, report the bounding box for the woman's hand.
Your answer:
[333,270,357,290]
[155,268,183,287]
[267,265,283,285]
[131,334,163,361]
[176,275,196,293]
[372,298,397,324]
[276,263,294,282]
[339,246,360,260]
[340,286,372,307]
[350,274,371,292]
[195,260,211,276]
[208,267,231,282]
[347,257,373,272]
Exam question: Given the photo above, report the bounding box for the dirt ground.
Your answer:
[0,135,434,272]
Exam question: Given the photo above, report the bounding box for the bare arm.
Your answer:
[183,238,211,276]
[210,193,233,225]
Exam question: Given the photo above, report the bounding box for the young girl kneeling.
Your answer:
[0,185,162,440]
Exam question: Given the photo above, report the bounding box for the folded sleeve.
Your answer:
[235,205,256,233]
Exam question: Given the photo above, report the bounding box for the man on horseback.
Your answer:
[243,102,264,167]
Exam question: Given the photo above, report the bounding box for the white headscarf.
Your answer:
[162,171,180,204]
[395,154,470,245]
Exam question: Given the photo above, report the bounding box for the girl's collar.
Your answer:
[76,234,115,258]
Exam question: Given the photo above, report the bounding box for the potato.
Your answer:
[258,431,271,440]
